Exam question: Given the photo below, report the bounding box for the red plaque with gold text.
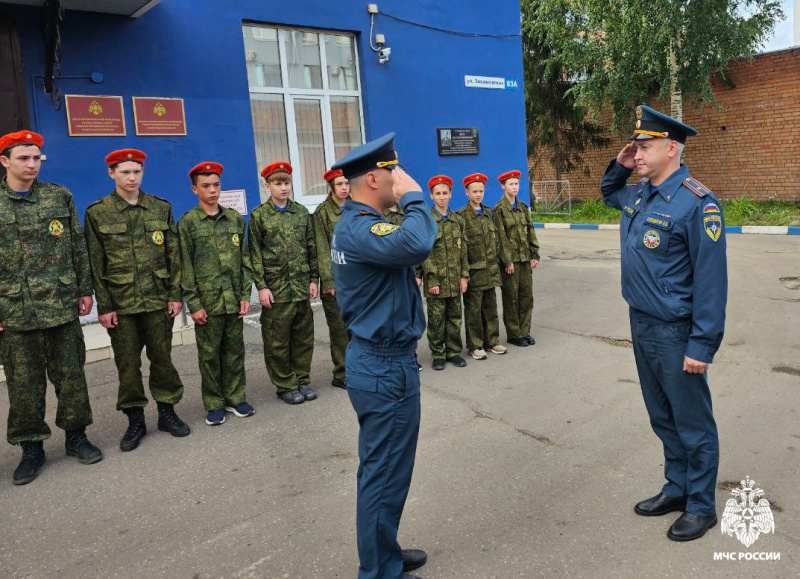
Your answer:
[132,97,187,136]
[65,95,126,136]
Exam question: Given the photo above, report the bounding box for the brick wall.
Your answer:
[530,47,800,202]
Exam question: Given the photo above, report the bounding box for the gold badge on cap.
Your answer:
[49,219,64,236]
[26,133,32,139]
[152,230,164,245]
[206,165,211,170]
[635,106,643,120]
[127,153,133,159]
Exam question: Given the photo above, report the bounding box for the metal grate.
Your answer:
[531,180,572,215]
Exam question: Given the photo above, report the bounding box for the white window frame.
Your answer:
[244,24,366,210]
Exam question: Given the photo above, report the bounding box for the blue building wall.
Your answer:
[1,0,527,219]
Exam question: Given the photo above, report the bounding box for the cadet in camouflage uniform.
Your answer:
[249,161,319,405]
[493,170,540,348]
[421,175,469,370]
[85,149,190,452]
[313,168,350,389]
[179,162,255,426]
[0,130,102,485]
[457,173,507,360]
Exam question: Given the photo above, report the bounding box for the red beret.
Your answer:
[188,161,224,178]
[0,130,44,153]
[428,175,453,190]
[106,149,146,167]
[261,161,292,180]
[498,170,522,183]
[463,173,488,187]
[324,169,343,183]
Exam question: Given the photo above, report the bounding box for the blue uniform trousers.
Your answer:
[630,309,719,516]
[346,338,421,579]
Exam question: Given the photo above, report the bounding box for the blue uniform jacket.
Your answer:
[331,191,437,347]
[601,160,728,363]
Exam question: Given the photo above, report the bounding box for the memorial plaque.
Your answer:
[437,128,479,156]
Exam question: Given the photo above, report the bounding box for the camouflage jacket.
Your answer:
[0,179,93,331]
[178,205,254,315]
[493,196,541,265]
[421,207,469,298]
[249,199,318,303]
[85,190,181,316]
[313,196,345,293]
[458,204,502,290]
[384,205,405,227]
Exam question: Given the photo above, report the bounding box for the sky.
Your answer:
[761,0,795,51]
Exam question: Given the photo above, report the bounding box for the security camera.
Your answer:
[378,46,391,64]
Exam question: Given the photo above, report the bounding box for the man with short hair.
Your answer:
[85,149,190,452]
[178,162,255,426]
[601,105,727,542]
[0,130,102,485]
[331,133,436,579]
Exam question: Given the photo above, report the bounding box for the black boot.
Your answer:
[120,407,147,452]
[13,441,45,486]
[157,402,191,437]
[65,428,103,464]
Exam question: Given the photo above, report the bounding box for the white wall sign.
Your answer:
[219,190,248,215]
[465,75,520,91]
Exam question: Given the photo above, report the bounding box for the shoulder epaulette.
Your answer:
[683,177,712,198]
[149,193,173,205]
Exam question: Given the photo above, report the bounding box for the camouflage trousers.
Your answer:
[463,286,500,350]
[426,296,463,359]
[195,313,247,411]
[321,294,348,383]
[500,262,534,340]
[260,300,314,393]
[0,319,93,445]
[108,310,184,411]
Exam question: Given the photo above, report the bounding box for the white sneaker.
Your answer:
[469,348,488,360]
[486,345,508,355]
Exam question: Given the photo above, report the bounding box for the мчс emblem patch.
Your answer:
[370,222,398,236]
[704,215,722,242]
[643,229,661,249]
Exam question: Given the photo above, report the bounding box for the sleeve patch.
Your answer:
[684,177,712,198]
[703,202,720,214]
[370,222,398,236]
[704,215,723,242]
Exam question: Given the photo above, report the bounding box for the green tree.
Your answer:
[528,0,785,131]
[522,0,610,184]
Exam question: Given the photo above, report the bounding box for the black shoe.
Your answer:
[446,355,467,367]
[432,359,446,371]
[298,384,318,401]
[156,402,191,437]
[525,335,536,345]
[634,493,688,516]
[278,389,305,405]
[12,442,45,486]
[120,407,147,452]
[508,337,529,347]
[667,512,718,542]
[331,379,347,390]
[65,429,103,464]
[402,549,428,572]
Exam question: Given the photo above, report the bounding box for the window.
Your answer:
[243,24,365,207]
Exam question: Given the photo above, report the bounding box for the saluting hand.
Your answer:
[391,166,422,202]
[78,296,94,316]
[683,356,709,374]
[616,142,638,169]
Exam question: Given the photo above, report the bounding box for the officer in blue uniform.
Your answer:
[601,106,727,542]
[331,133,437,579]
